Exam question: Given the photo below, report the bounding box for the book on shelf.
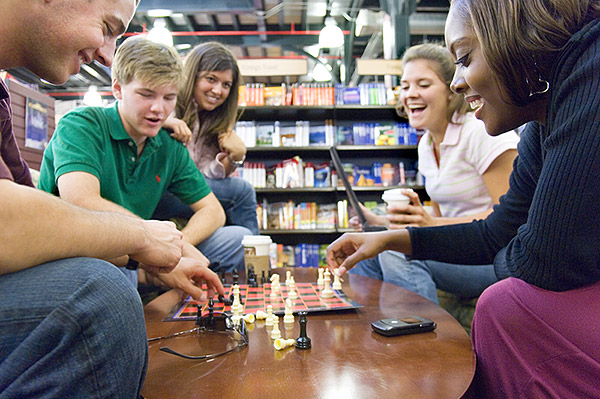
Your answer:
[237,119,421,147]
[238,83,408,107]
[259,200,336,231]
[274,243,328,268]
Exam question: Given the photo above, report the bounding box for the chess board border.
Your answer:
[163,283,363,322]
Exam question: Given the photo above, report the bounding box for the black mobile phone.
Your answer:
[371,316,436,337]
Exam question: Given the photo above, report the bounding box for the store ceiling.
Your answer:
[8,0,449,99]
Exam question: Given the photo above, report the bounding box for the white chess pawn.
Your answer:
[332,268,342,290]
[285,270,292,286]
[255,309,268,320]
[320,269,334,298]
[317,267,324,290]
[283,298,294,324]
[270,316,281,339]
[274,338,296,350]
[265,304,275,326]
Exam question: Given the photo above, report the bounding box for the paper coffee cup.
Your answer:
[381,188,411,207]
[242,235,272,278]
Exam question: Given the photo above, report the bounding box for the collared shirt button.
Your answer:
[131,157,136,162]
[128,141,134,146]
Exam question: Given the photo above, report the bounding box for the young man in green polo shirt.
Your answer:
[39,37,251,298]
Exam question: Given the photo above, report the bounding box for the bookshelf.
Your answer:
[236,105,424,265]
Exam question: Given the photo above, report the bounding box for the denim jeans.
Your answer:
[0,258,147,399]
[351,250,498,304]
[152,177,259,235]
[151,187,253,276]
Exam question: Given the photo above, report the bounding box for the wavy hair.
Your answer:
[176,42,241,149]
[450,0,600,106]
[396,43,470,123]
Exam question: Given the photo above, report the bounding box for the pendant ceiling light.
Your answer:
[318,17,344,48]
[147,19,173,47]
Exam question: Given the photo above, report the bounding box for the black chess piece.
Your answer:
[247,265,255,284]
[195,303,203,326]
[295,311,311,349]
[219,270,226,285]
[207,297,215,326]
[232,269,239,285]
[261,270,267,285]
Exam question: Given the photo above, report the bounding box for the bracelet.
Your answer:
[126,258,139,270]
[228,154,245,167]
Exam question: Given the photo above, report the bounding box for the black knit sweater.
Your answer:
[409,18,600,291]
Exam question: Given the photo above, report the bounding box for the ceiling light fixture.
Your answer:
[312,62,333,82]
[147,9,173,18]
[147,19,173,47]
[83,85,103,107]
[318,17,344,48]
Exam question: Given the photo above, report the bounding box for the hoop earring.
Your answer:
[527,77,550,97]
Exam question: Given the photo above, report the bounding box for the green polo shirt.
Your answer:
[38,102,211,219]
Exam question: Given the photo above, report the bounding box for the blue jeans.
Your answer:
[351,251,498,304]
[153,177,259,235]
[0,258,147,399]
[151,189,253,276]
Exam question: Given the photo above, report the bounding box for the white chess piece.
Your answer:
[320,269,334,298]
[285,270,292,286]
[270,273,280,285]
[265,304,275,326]
[232,284,243,313]
[255,310,268,320]
[332,268,342,290]
[231,300,242,323]
[283,298,294,324]
[274,338,296,350]
[270,274,281,294]
[317,267,324,290]
[270,316,281,339]
[287,278,298,300]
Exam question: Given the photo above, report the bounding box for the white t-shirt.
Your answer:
[418,113,519,218]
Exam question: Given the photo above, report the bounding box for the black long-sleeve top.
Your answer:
[408,18,600,291]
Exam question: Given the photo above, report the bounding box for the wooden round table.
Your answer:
[142,268,475,398]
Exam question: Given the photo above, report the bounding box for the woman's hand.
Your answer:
[218,130,246,162]
[386,189,437,228]
[164,116,193,144]
[349,203,388,230]
[326,230,403,274]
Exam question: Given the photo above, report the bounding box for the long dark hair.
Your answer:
[176,42,241,148]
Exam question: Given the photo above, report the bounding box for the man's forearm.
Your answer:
[0,180,150,274]
[181,206,225,245]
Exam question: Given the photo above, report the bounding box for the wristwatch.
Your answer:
[126,258,139,270]
[228,154,246,167]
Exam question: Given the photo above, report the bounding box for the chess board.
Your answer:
[164,283,363,322]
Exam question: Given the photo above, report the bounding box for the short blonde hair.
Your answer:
[112,36,184,89]
[396,43,469,123]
